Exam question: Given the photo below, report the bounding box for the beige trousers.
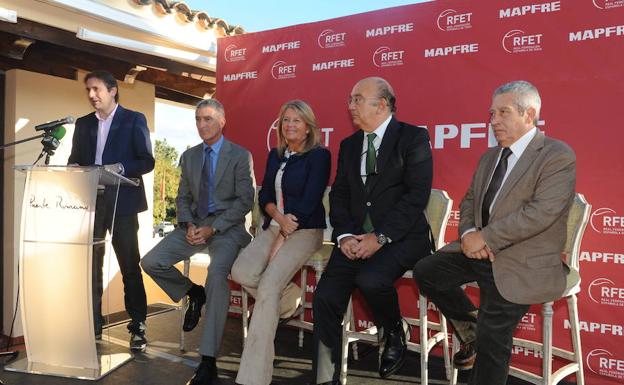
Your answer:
[231,225,323,385]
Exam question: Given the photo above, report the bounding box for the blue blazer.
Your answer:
[68,105,155,216]
[259,146,331,230]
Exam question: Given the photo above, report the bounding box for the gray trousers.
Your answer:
[141,221,250,357]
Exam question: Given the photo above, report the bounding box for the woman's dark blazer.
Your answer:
[258,146,331,230]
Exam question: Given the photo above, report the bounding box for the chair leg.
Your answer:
[450,334,459,385]
[298,266,307,348]
[242,288,249,347]
[179,259,190,351]
[440,312,451,381]
[542,302,554,385]
[567,294,585,385]
[340,297,354,385]
[351,309,359,361]
[419,294,429,385]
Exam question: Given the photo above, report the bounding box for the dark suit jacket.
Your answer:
[442,131,576,304]
[68,105,154,216]
[329,117,433,266]
[259,146,331,230]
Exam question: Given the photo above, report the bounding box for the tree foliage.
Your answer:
[153,139,181,224]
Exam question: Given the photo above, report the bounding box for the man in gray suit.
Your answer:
[413,80,576,385]
[141,99,254,385]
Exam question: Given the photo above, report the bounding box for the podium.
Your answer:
[5,165,138,380]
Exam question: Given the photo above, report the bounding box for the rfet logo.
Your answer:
[588,277,624,307]
[223,44,247,62]
[271,61,297,80]
[586,349,624,380]
[516,312,537,332]
[593,0,624,10]
[266,118,279,151]
[372,46,405,68]
[591,207,624,235]
[447,210,460,227]
[502,30,543,53]
[437,9,473,31]
[318,29,347,48]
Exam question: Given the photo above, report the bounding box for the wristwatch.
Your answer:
[375,232,390,246]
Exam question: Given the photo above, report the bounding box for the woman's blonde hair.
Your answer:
[276,100,321,157]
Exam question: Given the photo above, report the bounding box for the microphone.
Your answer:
[41,125,67,155]
[35,116,74,131]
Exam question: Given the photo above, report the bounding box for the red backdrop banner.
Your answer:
[217,1,624,383]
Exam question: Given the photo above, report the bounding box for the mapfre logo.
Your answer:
[580,250,624,264]
[372,46,405,68]
[424,43,479,58]
[318,29,347,48]
[437,9,473,31]
[588,278,624,307]
[512,345,542,358]
[499,2,561,18]
[223,44,247,62]
[271,61,297,80]
[593,0,624,10]
[590,207,624,235]
[586,349,624,380]
[502,30,543,53]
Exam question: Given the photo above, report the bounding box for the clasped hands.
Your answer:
[339,233,381,260]
[461,231,495,262]
[186,223,215,246]
[275,213,299,238]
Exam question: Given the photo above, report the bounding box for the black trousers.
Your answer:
[93,195,147,333]
[312,238,431,383]
[412,251,530,385]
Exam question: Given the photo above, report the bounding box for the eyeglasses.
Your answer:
[348,95,382,105]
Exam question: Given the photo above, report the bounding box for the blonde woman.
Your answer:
[232,100,331,385]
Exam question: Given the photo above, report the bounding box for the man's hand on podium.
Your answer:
[104,163,124,175]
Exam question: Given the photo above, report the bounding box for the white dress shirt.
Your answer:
[94,104,119,165]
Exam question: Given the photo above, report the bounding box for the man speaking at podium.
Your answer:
[68,70,155,352]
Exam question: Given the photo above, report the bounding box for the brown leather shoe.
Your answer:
[453,341,476,370]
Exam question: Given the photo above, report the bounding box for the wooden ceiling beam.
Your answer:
[0,17,216,78]
[155,87,203,106]
[32,42,215,98]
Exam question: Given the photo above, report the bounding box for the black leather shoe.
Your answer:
[453,341,476,370]
[184,286,206,332]
[379,319,409,378]
[187,360,217,385]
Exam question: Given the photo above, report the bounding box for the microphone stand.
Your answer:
[0,132,55,165]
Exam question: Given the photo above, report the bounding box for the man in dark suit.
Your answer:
[313,77,433,384]
[68,70,154,351]
[413,80,576,385]
[141,99,254,385]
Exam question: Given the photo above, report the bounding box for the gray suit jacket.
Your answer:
[442,131,576,304]
[176,138,254,243]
